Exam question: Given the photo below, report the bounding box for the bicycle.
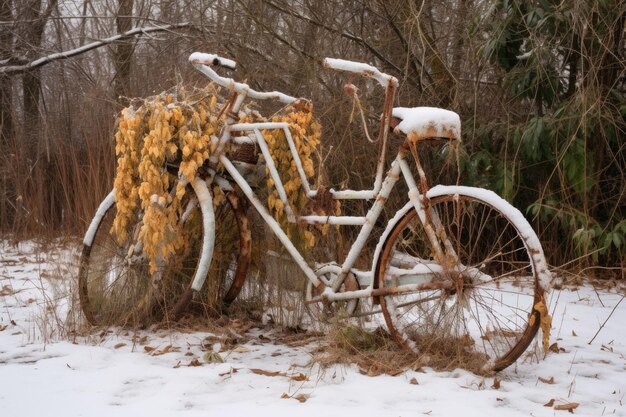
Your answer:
[79,52,552,372]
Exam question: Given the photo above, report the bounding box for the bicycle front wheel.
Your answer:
[375,191,545,373]
[79,187,251,326]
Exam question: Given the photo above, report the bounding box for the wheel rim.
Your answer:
[377,194,542,373]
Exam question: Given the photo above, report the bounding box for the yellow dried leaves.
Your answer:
[111,85,225,273]
[263,104,322,249]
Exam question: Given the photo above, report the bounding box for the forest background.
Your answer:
[0,0,624,275]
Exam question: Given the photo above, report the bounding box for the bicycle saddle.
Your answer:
[390,107,461,142]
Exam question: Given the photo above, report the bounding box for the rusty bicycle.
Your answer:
[79,52,552,372]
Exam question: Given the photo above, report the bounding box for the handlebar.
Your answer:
[189,52,298,105]
[323,58,398,89]
[189,52,237,70]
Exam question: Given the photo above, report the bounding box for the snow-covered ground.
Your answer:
[1,240,625,417]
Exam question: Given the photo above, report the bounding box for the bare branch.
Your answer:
[0,22,192,75]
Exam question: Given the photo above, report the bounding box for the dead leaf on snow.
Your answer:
[554,402,579,412]
[0,324,7,332]
[280,393,289,399]
[538,376,555,384]
[250,368,286,377]
[152,345,174,356]
[572,330,577,336]
[144,346,156,353]
[544,399,555,407]
[0,285,16,296]
[113,343,126,349]
[187,359,202,367]
[173,361,181,369]
[290,373,309,382]
[294,394,309,403]
[549,343,566,353]
[409,377,419,385]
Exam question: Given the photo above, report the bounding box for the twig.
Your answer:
[588,295,625,345]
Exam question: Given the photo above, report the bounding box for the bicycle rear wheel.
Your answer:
[376,192,545,373]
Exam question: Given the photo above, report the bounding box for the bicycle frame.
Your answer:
[188,52,462,307]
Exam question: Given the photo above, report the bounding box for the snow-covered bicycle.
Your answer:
[79,52,552,372]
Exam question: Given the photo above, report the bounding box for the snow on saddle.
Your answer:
[391,107,461,143]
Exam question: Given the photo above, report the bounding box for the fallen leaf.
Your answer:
[554,402,579,412]
[294,394,309,403]
[250,368,286,377]
[572,330,577,336]
[0,285,14,296]
[538,376,555,384]
[280,393,289,399]
[153,345,173,356]
[549,343,566,353]
[491,378,501,389]
[544,399,555,407]
[409,377,419,385]
[144,346,156,353]
[187,359,202,367]
[0,324,7,332]
[114,343,126,349]
[173,361,181,369]
[291,373,309,382]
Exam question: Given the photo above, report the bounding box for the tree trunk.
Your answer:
[0,0,13,231]
[113,0,134,105]
[0,0,13,148]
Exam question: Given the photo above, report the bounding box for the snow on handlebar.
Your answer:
[323,58,398,89]
[189,52,237,70]
[189,52,298,105]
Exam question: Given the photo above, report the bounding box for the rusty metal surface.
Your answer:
[222,191,252,304]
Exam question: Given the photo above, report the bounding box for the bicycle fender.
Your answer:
[370,185,553,293]
[83,189,116,246]
[190,178,215,292]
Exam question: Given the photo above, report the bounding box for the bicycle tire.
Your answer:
[375,190,546,373]
[79,186,251,326]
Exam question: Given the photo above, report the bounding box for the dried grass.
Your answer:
[312,324,497,377]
